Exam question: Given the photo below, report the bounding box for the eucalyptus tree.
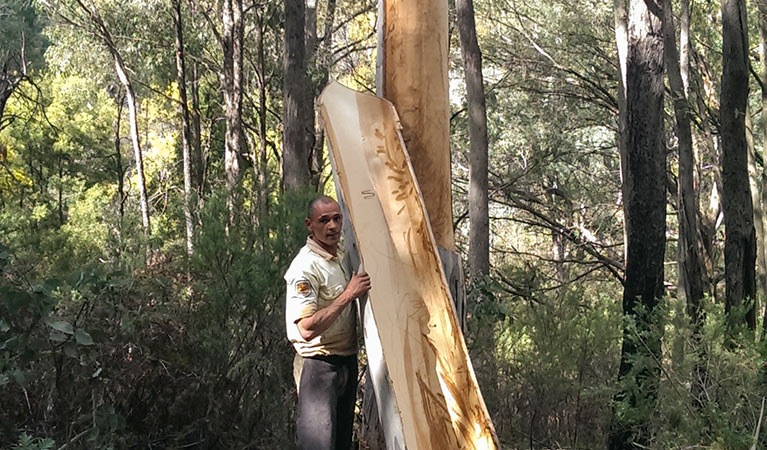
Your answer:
[720,0,756,332]
[660,0,704,325]
[609,0,666,448]
[283,0,313,189]
[455,0,490,279]
[44,0,157,236]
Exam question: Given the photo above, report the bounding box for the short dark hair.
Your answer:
[307,195,338,219]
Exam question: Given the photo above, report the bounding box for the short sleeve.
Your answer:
[285,267,320,325]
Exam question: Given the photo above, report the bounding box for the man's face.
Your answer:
[306,200,343,252]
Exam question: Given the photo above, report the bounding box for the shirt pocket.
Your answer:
[319,283,345,306]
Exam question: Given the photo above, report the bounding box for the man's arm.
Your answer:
[297,272,370,341]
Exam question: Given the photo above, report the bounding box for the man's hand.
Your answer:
[344,271,371,300]
[296,272,371,341]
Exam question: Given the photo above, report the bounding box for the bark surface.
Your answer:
[609,1,666,448]
[456,0,490,278]
[720,0,756,330]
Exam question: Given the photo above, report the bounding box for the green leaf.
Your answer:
[43,316,74,334]
[75,328,94,346]
[49,331,68,342]
[0,319,9,333]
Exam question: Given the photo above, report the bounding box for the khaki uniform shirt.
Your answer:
[284,237,356,357]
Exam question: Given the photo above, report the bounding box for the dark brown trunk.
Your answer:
[721,0,756,332]
[609,1,666,448]
[283,0,313,190]
[456,0,490,279]
[191,62,203,196]
[309,0,337,191]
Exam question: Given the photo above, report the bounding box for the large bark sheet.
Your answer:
[319,81,498,450]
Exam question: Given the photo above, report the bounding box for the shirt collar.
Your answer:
[306,236,343,261]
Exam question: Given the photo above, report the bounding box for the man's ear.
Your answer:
[305,217,312,231]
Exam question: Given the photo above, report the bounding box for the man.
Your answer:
[284,195,371,450]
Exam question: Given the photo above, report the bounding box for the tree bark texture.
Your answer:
[759,1,767,340]
[660,0,704,324]
[173,0,194,256]
[222,0,244,205]
[282,0,313,190]
[309,0,337,191]
[379,0,455,250]
[456,0,490,279]
[609,1,666,448]
[255,10,269,217]
[720,0,756,331]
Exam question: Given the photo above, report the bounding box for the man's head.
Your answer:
[306,196,343,254]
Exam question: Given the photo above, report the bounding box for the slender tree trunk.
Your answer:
[661,0,704,325]
[75,0,151,235]
[309,0,337,191]
[721,0,756,332]
[283,0,313,189]
[191,62,203,197]
[116,57,151,234]
[173,0,194,256]
[747,109,764,310]
[456,0,490,279]
[255,10,269,218]
[759,1,767,340]
[114,91,125,239]
[609,1,666,449]
[222,0,244,221]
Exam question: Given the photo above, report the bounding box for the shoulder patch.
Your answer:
[295,280,312,296]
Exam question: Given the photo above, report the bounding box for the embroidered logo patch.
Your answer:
[296,280,311,296]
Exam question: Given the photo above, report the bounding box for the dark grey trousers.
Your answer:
[296,354,358,450]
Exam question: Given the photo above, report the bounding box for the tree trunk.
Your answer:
[76,1,151,236]
[191,62,204,197]
[115,55,151,234]
[759,1,767,341]
[173,0,194,257]
[222,0,244,215]
[282,0,313,190]
[456,0,490,279]
[114,90,125,240]
[309,0,338,191]
[661,0,704,325]
[720,0,756,332]
[379,0,454,250]
[608,1,666,448]
[255,10,269,217]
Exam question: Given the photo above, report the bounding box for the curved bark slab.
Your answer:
[319,81,498,450]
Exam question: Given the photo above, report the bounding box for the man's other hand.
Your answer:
[345,272,371,299]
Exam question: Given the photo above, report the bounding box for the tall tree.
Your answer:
[222,0,244,213]
[759,0,767,340]
[456,0,490,279]
[283,0,313,189]
[660,0,704,324]
[60,0,152,235]
[173,0,194,256]
[609,0,666,448]
[720,0,756,331]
